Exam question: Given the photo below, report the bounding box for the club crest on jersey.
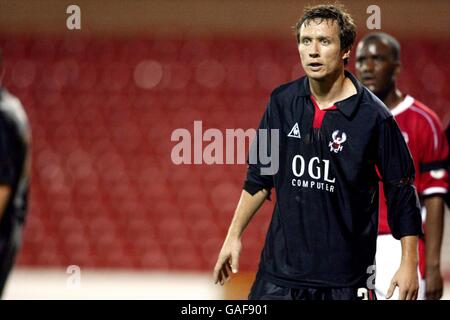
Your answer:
[329,130,347,153]
[287,122,301,139]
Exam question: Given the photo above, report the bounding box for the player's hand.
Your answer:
[386,260,419,300]
[213,236,242,286]
[425,266,443,300]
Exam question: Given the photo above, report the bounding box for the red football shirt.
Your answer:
[378,95,448,277]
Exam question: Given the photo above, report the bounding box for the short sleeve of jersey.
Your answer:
[376,116,423,239]
[416,112,449,197]
[0,117,15,185]
[243,101,275,196]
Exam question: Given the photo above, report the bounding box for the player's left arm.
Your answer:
[387,235,419,300]
[0,119,14,223]
[424,196,444,300]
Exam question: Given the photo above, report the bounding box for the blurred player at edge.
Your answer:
[0,48,32,298]
[356,33,448,300]
[446,125,450,209]
[213,4,423,300]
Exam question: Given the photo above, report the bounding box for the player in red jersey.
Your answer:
[356,32,448,300]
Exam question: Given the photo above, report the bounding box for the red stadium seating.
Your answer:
[1,35,447,271]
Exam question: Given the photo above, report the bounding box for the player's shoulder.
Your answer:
[395,96,444,136]
[269,77,304,102]
[407,97,442,124]
[0,88,24,112]
[0,88,28,127]
[359,87,393,121]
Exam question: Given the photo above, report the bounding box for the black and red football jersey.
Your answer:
[244,71,422,288]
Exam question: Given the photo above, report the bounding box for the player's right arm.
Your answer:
[0,117,13,222]
[213,189,268,285]
[213,100,275,285]
[0,186,11,221]
[412,110,449,300]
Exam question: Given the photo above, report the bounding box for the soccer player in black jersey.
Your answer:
[213,4,422,300]
[0,48,31,298]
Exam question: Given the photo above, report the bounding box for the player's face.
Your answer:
[355,40,399,97]
[298,19,350,81]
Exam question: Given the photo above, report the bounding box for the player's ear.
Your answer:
[342,47,351,62]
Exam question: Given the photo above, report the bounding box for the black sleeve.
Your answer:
[376,117,423,240]
[243,101,275,199]
[0,117,15,185]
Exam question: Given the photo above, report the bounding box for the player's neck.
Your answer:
[309,69,356,109]
[383,87,404,111]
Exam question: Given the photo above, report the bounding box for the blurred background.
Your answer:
[0,0,449,299]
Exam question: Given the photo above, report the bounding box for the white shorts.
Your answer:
[375,234,425,300]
